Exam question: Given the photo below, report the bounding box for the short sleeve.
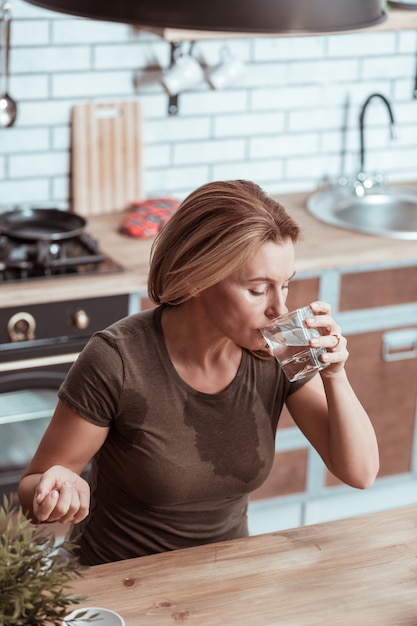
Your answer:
[58,332,123,426]
[286,371,317,396]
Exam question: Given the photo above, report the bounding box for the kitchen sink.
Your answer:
[307,185,417,240]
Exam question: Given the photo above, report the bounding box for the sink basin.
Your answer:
[307,185,417,240]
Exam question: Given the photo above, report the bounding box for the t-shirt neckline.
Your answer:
[152,306,247,399]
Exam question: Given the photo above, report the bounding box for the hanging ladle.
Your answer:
[0,2,17,127]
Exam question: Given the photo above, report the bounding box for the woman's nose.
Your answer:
[266,297,288,320]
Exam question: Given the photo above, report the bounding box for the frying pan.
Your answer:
[0,207,86,241]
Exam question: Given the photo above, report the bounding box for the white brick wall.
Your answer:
[1,0,416,207]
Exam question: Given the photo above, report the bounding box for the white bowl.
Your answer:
[63,607,125,626]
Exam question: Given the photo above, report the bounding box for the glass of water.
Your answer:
[261,305,330,382]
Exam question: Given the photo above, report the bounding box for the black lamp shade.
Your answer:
[22,0,386,34]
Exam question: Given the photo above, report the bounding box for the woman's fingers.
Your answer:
[33,469,90,524]
[34,487,60,521]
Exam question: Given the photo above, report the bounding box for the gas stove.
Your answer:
[0,219,122,283]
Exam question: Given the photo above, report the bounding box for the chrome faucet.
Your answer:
[357,93,396,192]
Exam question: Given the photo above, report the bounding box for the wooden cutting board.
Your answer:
[71,101,145,216]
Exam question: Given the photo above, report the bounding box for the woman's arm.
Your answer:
[18,399,109,524]
[285,301,379,489]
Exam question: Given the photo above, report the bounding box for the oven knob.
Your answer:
[7,312,36,342]
[73,309,90,330]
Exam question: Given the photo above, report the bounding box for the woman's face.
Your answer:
[198,239,296,352]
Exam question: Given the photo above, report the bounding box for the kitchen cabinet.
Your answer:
[329,326,417,484]
[329,266,417,485]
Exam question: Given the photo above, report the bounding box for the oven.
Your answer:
[0,207,129,500]
[0,294,131,501]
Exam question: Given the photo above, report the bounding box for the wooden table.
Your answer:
[69,505,417,625]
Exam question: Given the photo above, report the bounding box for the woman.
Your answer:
[18,179,379,565]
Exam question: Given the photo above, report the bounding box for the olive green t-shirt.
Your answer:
[59,307,305,565]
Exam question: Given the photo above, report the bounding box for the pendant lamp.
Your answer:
[22,0,386,34]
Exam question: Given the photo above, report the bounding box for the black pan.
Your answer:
[0,207,86,241]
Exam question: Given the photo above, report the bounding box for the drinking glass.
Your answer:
[262,305,330,382]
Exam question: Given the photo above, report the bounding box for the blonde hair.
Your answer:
[148,179,300,306]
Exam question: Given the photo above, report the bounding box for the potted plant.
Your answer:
[0,494,85,626]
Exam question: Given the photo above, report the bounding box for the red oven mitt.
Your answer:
[119,198,180,238]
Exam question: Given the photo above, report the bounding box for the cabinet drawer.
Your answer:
[340,266,417,311]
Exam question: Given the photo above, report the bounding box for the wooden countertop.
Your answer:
[67,505,417,626]
[1,186,417,309]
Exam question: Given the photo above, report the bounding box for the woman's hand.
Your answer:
[33,465,90,524]
[306,301,348,375]
[287,300,379,488]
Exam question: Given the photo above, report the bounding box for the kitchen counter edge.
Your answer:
[1,185,417,308]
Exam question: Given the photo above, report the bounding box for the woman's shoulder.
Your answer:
[99,307,161,341]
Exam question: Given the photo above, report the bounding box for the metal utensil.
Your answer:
[0,3,17,128]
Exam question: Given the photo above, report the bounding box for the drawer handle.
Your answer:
[382,329,417,362]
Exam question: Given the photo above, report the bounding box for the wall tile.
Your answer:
[143,144,171,168]
[12,74,49,100]
[173,138,246,165]
[212,158,284,184]
[9,151,69,177]
[214,112,285,137]
[397,30,417,53]
[12,19,50,45]
[287,59,360,84]
[145,165,209,195]
[250,132,319,159]
[52,71,133,98]
[0,178,50,204]
[94,41,169,70]
[327,32,396,57]
[253,36,325,61]
[180,89,249,115]
[361,55,415,80]
[288,107,345,132]
[145,115,211,143]
[0,128,49,153]
[13,46,91,73]
[250,85,322,111]
[52,18,130,44]
[17,100,76,126]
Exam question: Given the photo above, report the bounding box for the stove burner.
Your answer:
[0,232,122,283]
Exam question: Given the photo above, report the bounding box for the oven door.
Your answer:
[0,341,84,499]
